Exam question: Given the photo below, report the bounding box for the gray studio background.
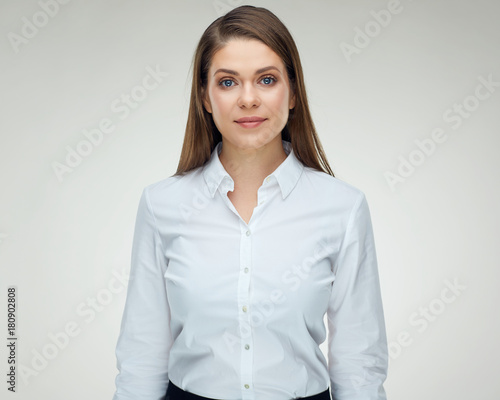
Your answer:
[1,0,499,399]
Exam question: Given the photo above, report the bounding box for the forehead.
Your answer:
[209,38,285,74]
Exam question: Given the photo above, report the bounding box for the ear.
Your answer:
[289,92,296,110]
[202,87,212,114]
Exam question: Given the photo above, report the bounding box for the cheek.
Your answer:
[267,88,289,117]
[273,87,288,107]
[210,90,232,116]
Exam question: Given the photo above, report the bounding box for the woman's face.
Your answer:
[203,38,295,153]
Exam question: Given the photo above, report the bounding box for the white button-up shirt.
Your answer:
[113,140,388,400]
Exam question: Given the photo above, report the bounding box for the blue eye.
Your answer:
[221,79,234,87]
[262,76,275,85]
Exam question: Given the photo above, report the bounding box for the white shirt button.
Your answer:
[245,344,250,350]
[244,384,250,389]
[246,230,251,236]
[242,306,247,312]
[265,176,271,183]
[244,267,249,273]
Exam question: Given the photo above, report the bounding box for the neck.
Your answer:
[219,138,287,189]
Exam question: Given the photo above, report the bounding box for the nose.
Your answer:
[237,83,260,108]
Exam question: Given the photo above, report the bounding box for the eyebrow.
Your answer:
[213,66,281,77]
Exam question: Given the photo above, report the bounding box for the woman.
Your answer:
[113,5,388,400]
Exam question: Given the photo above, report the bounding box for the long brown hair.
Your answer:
[174,5,334,177]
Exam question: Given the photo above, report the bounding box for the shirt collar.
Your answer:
[202,139,304,200]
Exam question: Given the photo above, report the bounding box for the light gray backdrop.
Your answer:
[1,0,499,399]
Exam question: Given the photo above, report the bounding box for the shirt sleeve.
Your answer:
[327,192,389,400]
[113,187,172,400]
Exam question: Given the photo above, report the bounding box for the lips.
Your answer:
[236,116,267,123]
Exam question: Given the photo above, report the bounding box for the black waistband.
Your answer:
[166,380,331,400]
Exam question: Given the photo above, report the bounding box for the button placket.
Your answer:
[238,222,254,399]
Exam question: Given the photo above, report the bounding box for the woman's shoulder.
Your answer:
[142,166,205,203]
[302,166,366,206]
